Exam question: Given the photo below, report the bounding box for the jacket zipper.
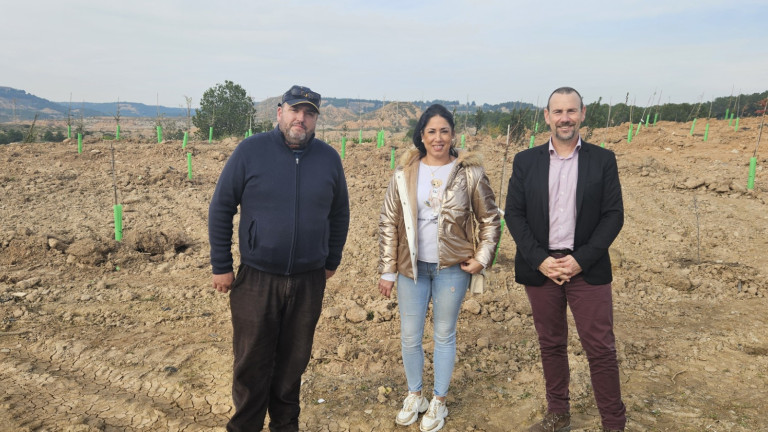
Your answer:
[286,153,301,274]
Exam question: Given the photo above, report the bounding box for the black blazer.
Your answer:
[504,140,624,286]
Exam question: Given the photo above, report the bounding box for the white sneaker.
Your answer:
[395,393,429,426]
[419,397,448,432]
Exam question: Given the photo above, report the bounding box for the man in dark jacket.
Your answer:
[504,87,626,432]
[209,85,350,431]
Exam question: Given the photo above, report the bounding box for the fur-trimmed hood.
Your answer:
[398,147,484,170]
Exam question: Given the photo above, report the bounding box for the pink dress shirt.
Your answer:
[547,139,581,250]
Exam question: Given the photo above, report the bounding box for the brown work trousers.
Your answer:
[227,265,326,432]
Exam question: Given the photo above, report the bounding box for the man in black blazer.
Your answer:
[504,87,626,432]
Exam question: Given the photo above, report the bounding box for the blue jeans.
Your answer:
[397,261,470,397]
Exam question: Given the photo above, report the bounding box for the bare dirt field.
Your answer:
[1,117,766,431]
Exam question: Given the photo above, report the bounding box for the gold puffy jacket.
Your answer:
[378,148,501,280]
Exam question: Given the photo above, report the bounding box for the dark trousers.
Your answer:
[525,276,627,430]
[227,265,326,432]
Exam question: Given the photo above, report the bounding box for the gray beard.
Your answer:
[281,126,311,149]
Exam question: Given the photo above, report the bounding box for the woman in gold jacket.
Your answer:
[377,104,500,432]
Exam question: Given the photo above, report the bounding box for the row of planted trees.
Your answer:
[108,83,271,144]
[7,83,768,146]
[458,90,768,138]
[1,81,272,145]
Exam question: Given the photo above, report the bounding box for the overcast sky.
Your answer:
[3,0,766,108]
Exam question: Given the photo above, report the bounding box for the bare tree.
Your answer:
[67,93,73,137]
[155,93,162,127]
[76,101,85,136]
[686,92,705,122]
[114,97,121,138]
[184,95,193,131]
[639,90,656,125]
[24,114,38,143]
[693,196,701,264]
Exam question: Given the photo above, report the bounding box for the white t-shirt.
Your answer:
[417,160,455,263]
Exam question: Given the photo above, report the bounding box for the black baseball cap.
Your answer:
[280,85,321,112]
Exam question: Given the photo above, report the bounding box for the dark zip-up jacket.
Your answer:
[208,127,350,276]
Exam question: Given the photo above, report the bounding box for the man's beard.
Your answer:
[282,123,312,149]
[554,122,577,142]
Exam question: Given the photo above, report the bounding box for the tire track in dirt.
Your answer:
[0,329,231,431]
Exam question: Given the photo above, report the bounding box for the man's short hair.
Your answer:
[547,87,583,110]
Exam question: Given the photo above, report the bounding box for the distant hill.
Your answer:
[0,87,101,121]
[320,98,536,115]
[59,101,192,119]
[0,87,190,121]
[0,86,536,126]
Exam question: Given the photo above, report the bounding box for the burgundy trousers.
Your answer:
[525,275,626,430]
[227,265,326,432]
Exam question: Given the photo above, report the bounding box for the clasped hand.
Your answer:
[538,255,582,285]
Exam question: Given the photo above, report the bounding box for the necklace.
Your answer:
[422,160,452,216]
[425,163,446,187]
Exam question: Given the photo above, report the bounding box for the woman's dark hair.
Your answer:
[413,104,458,158]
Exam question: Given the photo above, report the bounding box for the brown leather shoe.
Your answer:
[527,411,571,432]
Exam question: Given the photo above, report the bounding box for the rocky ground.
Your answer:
[1,116,767,432]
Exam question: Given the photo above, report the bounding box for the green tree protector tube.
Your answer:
[209,127,213,143]
[341,137,346,159]
[627,124,633,143]
[116,125,120,140]
[461,134,465,148]
[704,123,710,141]
[114,204,123,241]
[529,135,535,148]
[689,118,697,136]
[187,152,193,179]
[390,147,395,170]
[157,126,163,143]
[78,133,82,153]
[654,113,659,125]
[734,117,740,131]
[747,157,757,190]
[182,131,188,149]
